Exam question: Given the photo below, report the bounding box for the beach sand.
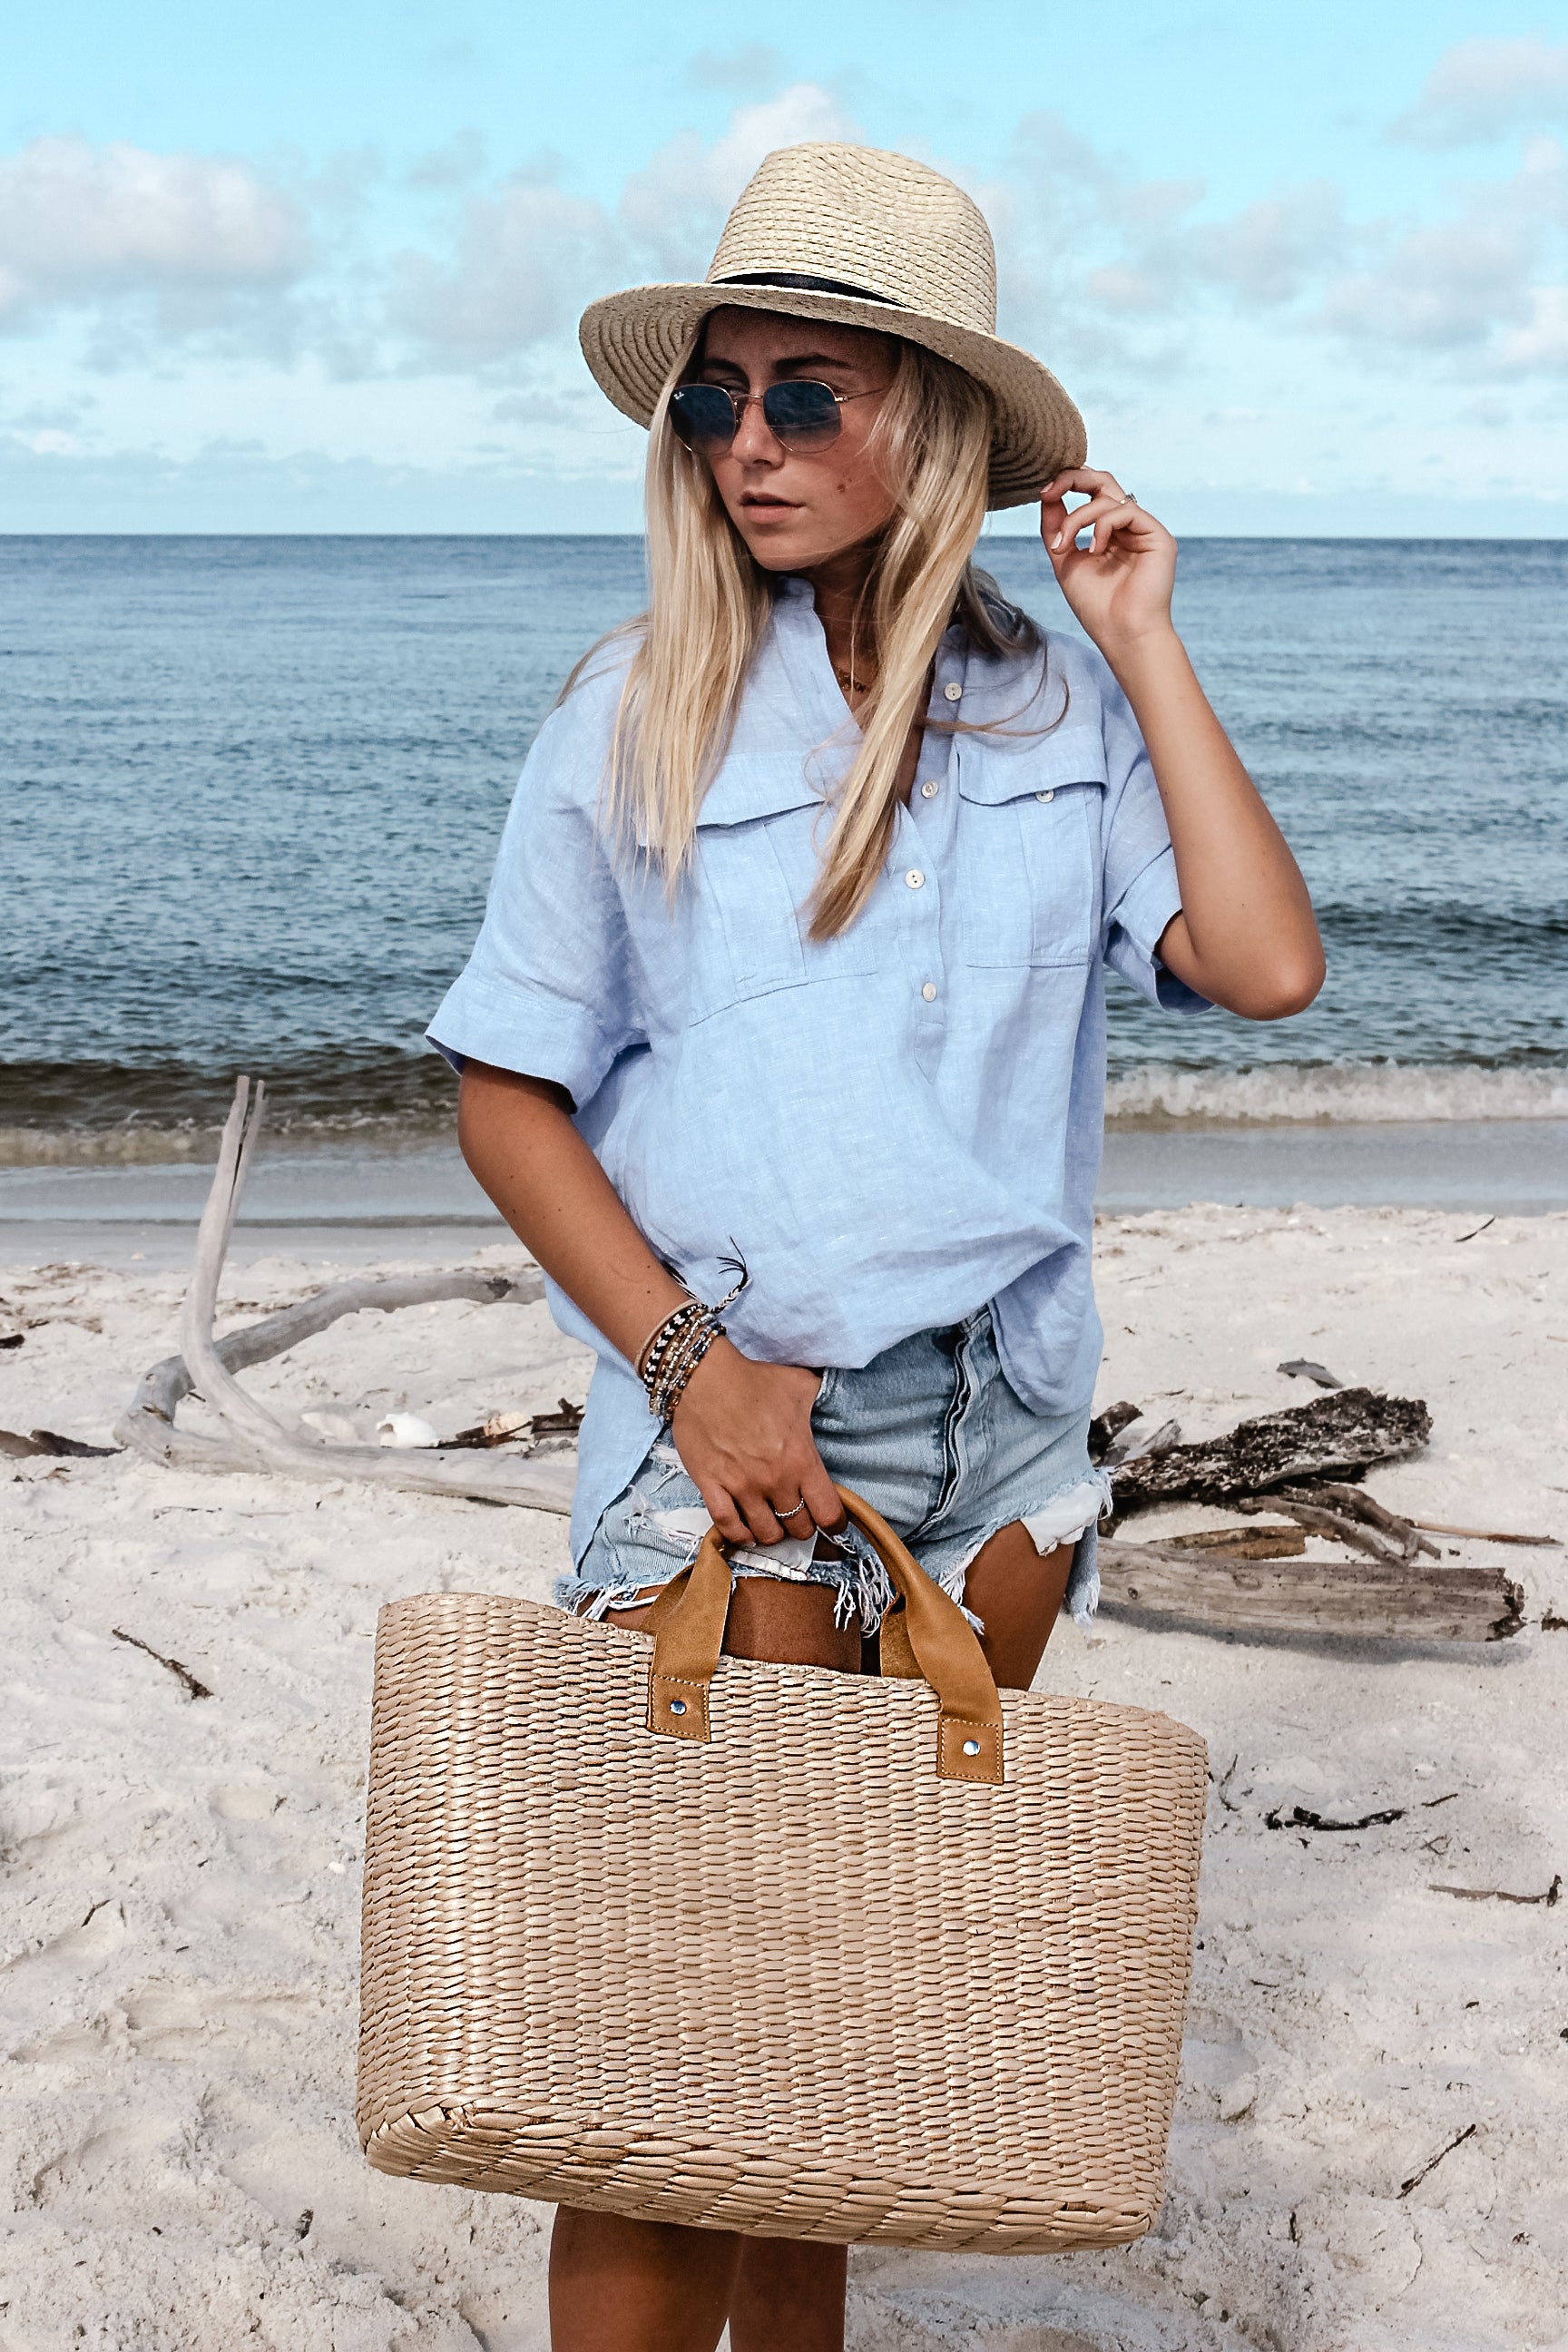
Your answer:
[4,1204,1566,2351]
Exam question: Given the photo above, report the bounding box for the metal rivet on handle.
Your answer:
[962,1738,982,1756]
[670,1699,687,1717]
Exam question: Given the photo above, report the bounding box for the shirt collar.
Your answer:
[766,576,972,742]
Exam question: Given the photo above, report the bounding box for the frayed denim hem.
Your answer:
[558,1464,1112,1641]
[554,1512,895,1637]
[940,1465,1113,1633]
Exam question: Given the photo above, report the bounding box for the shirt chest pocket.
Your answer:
[684,756,880,1024]
[955,731,1108,968]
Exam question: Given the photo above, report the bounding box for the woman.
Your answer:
[432,142,1322,2352]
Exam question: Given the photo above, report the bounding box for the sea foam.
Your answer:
[1105,1062,1568,1127]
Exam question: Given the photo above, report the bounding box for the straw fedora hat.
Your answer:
[579,142,1086,511]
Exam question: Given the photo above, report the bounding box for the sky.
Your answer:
[5,0,1568,533]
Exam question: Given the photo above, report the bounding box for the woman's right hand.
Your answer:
[671,1336,847,1549]
[455,1068,844,1548]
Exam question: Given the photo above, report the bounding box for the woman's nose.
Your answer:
[730,393,783,464]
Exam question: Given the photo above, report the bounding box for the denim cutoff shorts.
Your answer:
[554,1307,1111,1634]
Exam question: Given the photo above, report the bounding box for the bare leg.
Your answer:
[549,1580,858,2349]
[548,2209,739,2352]
[961,1523,1075,1690]
[729,2238,848,2352]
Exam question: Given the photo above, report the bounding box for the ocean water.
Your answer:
[3,534,1565,1175]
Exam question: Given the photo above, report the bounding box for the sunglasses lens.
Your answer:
[762,381,841,446]
[669,385,738,448]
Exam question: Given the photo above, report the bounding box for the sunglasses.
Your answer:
[668,378,885,455]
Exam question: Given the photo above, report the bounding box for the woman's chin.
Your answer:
[733,519,878,575]
[733,521,815,571]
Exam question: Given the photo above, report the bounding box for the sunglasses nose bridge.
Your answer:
[729,388,786,459]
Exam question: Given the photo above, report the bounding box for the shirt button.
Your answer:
[920,779,938,799]
[921,982,937,1002]
[1035,788,1054,803]
[943,681,963,702]
[905,868,926,889]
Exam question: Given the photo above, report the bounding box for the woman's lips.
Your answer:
[740,495,799,512]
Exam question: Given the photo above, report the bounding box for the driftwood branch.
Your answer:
[111,1626,212,1701]
[117,1268,545,1466]
[115,1078,573,1515]
[1286,1482,1442,1560]
[1398,2123,1477,2200]
[2,1426,120,1459]
[1097,1538,1524,1643]
[1108,1387,1432,1513]
[1411,1518,1559,1548]
[1266,1803,1405,1832]
[1162,1524,1307,1560]
[1087,1400,1142,1460]
[1430,1874,1561,1906]
[1239,1494,1414,1566]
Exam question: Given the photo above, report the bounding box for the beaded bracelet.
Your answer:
[636,1297,702,1386]
[635,1270,748,1421]
[636,1297,722,1420]
[649,1314,725,1421]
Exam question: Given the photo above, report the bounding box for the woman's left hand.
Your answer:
[1040,468,1177,656]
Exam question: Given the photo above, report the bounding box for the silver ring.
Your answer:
[1121,491,1137,505]
[778,1494,809,1521]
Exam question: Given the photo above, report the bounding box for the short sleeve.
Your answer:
[1093,653,1210,1015]
[426,692,642,1107]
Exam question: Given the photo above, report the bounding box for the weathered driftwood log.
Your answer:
[117,1266,545,1472]
[3,1426,120,1459]
[1086,1400,1141,1461]
[1097,1538,1524,1643]
[115,1077,573,1515]
[1162,1524,1307,1560]
[1108,1387,1432,1513]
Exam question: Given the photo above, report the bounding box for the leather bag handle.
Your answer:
[642,1484,1004,1784]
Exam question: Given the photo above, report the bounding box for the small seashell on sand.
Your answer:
[377,1411,440,1449]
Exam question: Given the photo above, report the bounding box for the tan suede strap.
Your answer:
[644,1484,1004,1783]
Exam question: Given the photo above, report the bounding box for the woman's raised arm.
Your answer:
[1040,467,1326,1022]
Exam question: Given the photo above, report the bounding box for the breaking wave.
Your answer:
[1104,1061,1568,1127]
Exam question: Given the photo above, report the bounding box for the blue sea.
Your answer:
[3,534,1565,1219]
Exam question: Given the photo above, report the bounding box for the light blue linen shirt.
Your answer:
[430,578,1208,1563]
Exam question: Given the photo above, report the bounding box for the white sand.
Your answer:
[4,1205,1566,2352]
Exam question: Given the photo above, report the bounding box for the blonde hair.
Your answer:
[566,328,1048,940]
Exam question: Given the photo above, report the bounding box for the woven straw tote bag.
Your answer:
[357,1486,1206,2251]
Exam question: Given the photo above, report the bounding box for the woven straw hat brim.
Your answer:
[579,280,1086,513]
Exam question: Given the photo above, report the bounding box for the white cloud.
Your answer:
[1317,138,1568,372]
[618,83,861,282]
[1494,283,1568,373]
[995,111,1568,396]
[1001,118,1348,341]
[1190,181,1348,306]
[1394,36,1568,148]
[406,130,487,191]
[1321,219,1534,352]
[990,113,1188,352]
[388,176,622,361]
[0,137,305,331]
[389,82,861,368]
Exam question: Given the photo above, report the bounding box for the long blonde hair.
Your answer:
[567,328,1048,940]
